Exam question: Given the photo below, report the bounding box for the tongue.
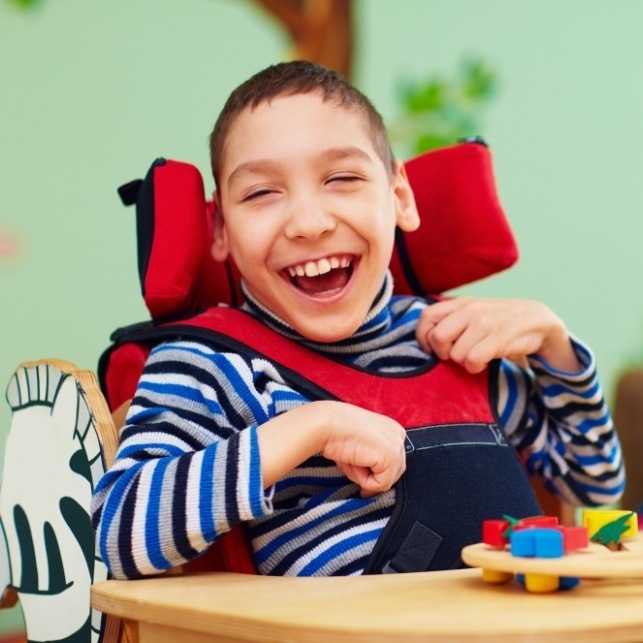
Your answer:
[294,267,350,295]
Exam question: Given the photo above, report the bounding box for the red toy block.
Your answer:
[519,516,559,529]
[557,525,589,553]
[482,519,510,548]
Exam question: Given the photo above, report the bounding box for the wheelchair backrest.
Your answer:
[102,139,517,412]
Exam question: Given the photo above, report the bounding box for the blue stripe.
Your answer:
[298,528,382,576]
[578,479,624,497]
[255,497,373,564]
[99,461,145,568]
[529,339,593,375]
[251,486,341,539]
[248,428,265,517]
[573,344,592,368]
[500,362,518,426]
[93,468,124,494]
[541,380,599,400]
[199,442,217,538]
[127,407,163,423]
[524,450,622,497]
[275,474,347,492]
[137,382,224,415]
[575,415,612,433]
[152,343,215,359]
[271,389,308,403]
[524,452,546,474]
[554,441,568,458]
[571,444,620,467]
[216,354,268,422]
[359,310,387,331]
[363,354,427,371]
[119,442,186,459]
[146,459,173,570]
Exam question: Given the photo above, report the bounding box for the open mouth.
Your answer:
[283,254,356,297]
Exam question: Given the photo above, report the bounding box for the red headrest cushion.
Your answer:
[132,141,517,320]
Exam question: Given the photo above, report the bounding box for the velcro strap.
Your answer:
[383,521,443,573]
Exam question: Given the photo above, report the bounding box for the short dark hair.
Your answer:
[209,61,394,191]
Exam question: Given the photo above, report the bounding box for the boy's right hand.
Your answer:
[315,401,408,497]
[257,401,407,498]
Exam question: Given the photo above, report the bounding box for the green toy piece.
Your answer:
[501,514,522,539]
[590,512,635,546]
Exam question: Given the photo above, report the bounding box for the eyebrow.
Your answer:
[315,145,374,166]
[227,146,374,189]
[227,159,280,189]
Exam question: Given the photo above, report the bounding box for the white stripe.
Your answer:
[116,426,197,455]
[282,519,387,577]
[185,452,209,551]
[235,430,254,520]
[132,460,156,575]
[211,436,231,536]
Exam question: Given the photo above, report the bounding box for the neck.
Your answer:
[241,272,394,355]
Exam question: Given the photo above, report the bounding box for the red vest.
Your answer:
[105,306,541,574]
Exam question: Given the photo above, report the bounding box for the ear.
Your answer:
[210,191,229,262]
[392,160,420,232]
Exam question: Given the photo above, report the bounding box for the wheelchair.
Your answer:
[1,139,549,643]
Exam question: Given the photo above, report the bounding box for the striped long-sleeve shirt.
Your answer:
[91,276,624,579]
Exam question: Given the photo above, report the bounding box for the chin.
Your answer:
[292,318,361,344]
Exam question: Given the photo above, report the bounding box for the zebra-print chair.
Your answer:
[1,361,121,643]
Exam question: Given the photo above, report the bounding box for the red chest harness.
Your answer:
[109,306,541,574]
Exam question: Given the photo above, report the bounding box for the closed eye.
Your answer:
[327,174,362,184]
[242,188,276,202]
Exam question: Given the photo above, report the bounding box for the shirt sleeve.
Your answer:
[91,341,276,579]
[497,335,624,507]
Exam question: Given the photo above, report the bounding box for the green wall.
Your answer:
[1,0,643,635]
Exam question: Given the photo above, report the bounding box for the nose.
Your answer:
[284,196,337,241]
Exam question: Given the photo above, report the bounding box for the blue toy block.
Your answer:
[534,528,564,558]
[510,530,535,557]
[510,528,564,559]
[559,576,580,590]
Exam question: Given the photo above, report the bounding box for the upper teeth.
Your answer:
[288,256,350,278]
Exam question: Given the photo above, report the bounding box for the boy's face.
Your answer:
[212,92,419,342]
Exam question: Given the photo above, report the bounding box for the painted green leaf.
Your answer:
[501,514,522,539]
[590,513,634,545]
[389,57,498,157]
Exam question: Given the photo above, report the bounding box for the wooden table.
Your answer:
[92,568,643,642]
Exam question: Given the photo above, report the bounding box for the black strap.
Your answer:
[383,522,443,573]
[117,179,143,206]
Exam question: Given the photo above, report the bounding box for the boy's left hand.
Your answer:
[416,297,582,374]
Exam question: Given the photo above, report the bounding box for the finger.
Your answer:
[448,324,489,367]
[366,449,406,491]
[418,298,465,327]
[344,453,406,498]
[426,313,469,361]
[338,463,372,489]
[418,300,472,355]
[416,318,435,354]
[460,335,500,374]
